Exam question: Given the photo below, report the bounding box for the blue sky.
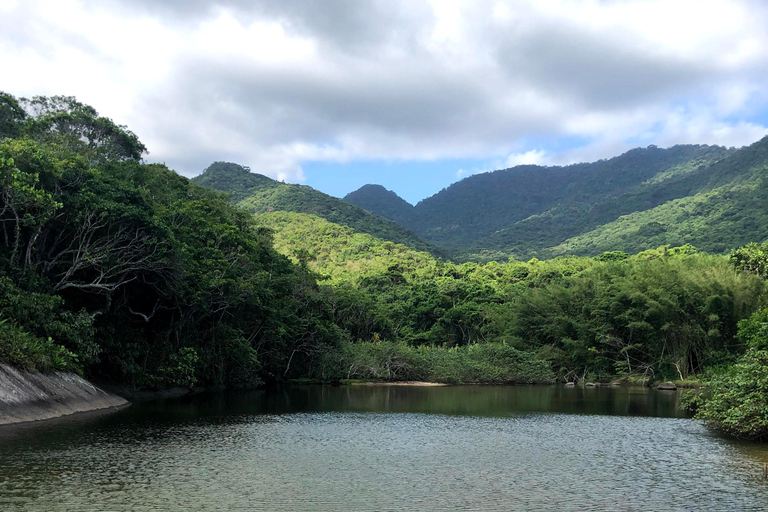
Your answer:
[303,134,597,203]
[2,0,768,203]
[303,158,488,205]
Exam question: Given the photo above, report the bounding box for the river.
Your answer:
[1,385,767,511]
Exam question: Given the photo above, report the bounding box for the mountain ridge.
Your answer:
[192,162,447,258]
[343,140,768,260]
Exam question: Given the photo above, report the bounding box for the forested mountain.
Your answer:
[252,209,767,386]
[500,137,768,260]
[192,162,445,257]
[343,141,768,260]
[192,161,279,202]
[343,184,416,227]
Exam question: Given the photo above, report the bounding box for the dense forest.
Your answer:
[344,141,768,261]
[1,92,767,440]
[253,212,765,382]
[0,93,342,388]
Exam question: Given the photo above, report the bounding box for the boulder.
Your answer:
[656,381,677,390]
[564,382,576,388]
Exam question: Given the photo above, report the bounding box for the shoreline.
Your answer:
[350,381,448,387]
[0,364,130,426]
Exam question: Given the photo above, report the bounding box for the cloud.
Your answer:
[457,149,548,179]
[504,149,548,168]
[2,0,768,188]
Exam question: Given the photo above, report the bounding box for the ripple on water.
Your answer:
[1,396,767,511]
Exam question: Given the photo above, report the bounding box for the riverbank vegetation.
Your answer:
[1,92,768,440]
[683,242,768,441]
[316,341,554,384]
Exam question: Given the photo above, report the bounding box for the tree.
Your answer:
[0,92,27,139]
[730,242,768,279]
[21,95,147,163]
[684,245,768,440]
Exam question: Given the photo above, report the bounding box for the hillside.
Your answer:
[544,182,768,257]
[343,140,768,260]
[255,211,437,281]
[191,161,278,202]
[343,184,416,227]
[192,162,446,257]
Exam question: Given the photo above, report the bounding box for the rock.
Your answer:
[564,382,576,388]
[585,382,598,387]
[610,381,622,387]
[0,364,129,425]
[656,381,678,390]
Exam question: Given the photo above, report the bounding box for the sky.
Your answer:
[2,0,768,204]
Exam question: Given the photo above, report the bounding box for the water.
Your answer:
[1,385,767,511]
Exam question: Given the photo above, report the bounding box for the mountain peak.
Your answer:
[192,161,278,201]
[344,184,415,227]
[345,184,411,204]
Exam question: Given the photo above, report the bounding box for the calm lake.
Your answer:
[1,385,767,511]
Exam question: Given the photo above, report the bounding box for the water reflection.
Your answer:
[115,384,691,420]
[0,385,766,512]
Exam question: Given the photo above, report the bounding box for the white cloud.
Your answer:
[504,149,548,167]
[1,0,768,186]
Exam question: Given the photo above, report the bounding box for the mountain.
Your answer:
[343,184,416,227]
[542,138,768,258]
[192,162,446,257]
[191,161,278,202]
[343,140,768,260]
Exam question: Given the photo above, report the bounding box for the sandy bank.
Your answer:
[0,363,129,426]
[351,381,448,386]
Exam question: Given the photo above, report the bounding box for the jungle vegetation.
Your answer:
[254,211,766,384]
[684,241,768,441]
[2,91,768,440]
[0,92,342,387]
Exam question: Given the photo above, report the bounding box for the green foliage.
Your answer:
[316,341,553,384]
[255,211,438,281]
[547,178,768,258]
[346,144,734,256]
[0,93,343,389]
[20,95,147,163]
[683,249,768,441]
[191,161,278,202]
[0,318,79,373]
[730,241,768,279]
[256,204,764,385]
[502,252,764,380]
[595,251,629,262]
[3,90,768,418]
[345,140,768,263]
[157,347,199,388]
[0,91,26,139]
[685,347,768,441]
[0,274,94,372]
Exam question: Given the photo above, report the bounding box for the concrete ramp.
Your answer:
[0,364,129,425]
